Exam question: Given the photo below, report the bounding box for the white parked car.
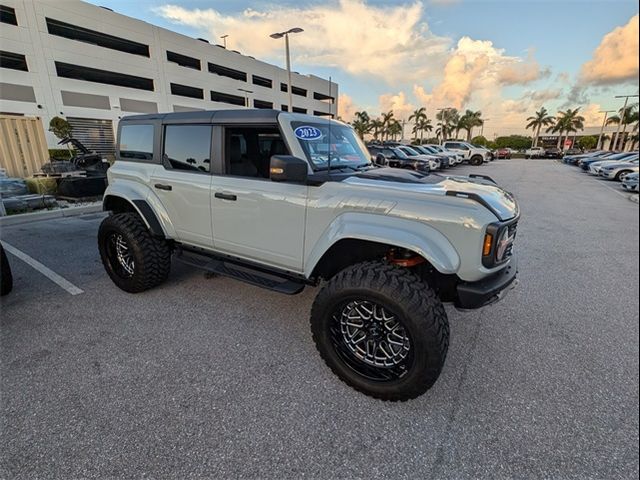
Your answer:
[525,146,545,158]
[99,110,520,401]
[621,171,639,192]
[441,141,488,165]
[594,158,639,180]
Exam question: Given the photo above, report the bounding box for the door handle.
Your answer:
[154,183,172,191]
[215,192,237,201]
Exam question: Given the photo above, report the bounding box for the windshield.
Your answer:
[392,148,410,159]
[291,121,371,170]
[400,146,420,157]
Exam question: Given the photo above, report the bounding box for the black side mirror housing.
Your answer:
[270,155,309,182]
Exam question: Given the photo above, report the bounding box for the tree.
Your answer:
[435,108,459,140]
[471,135,489,147]
[370,119,384,141]
[49,116,73,158]
[417,118,433,143]
[578,135,597,150]
[380,110,395,141]
[607,103,639,150]
[460,110,484,141]
[408,107,427,142]
[388,119,402,140]
[525,107,555,147]
[494,135,532,150]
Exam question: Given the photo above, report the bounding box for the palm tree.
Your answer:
[566,108,585,147]
[418,118,433,143]
[547,112,569,149]
[607,103,639,150]
[526,107,555,147]
[370,119,384,141]
[435,108,459,141]
[351,110,371,140]
[460,110,484,141]
[388,119,402,140]
[408,107,427,142]
[380,110,395,141]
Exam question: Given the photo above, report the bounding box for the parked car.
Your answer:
[580,152,638,171]
[598,158,639,180]
[564,148,583,156]
[544,147,563,159]
[411,145,455,168]
[99,109,520,401]
[525,146,545,158]
[441,141,488,165]
[368,145,431,172]
[396,146,441,170]
[473,144,494,161]
[494,148,511,159]
[425,144,464,165]
[621,171,639,192]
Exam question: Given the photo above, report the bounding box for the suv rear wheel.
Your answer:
[98,213,171,293]
[310,261,449,401]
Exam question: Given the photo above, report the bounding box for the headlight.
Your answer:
[482,221,517,267]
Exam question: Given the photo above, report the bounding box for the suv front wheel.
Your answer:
[98,212,171,293]
[310,261,449,401]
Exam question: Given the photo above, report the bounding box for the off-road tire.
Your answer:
[0,244,13,296]
[98,212,170,293]
[310,261,449,401]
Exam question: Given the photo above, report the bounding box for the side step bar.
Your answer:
[175,249,306,295]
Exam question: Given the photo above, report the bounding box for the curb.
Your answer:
[630,195,639,205]
[0,204,104,227]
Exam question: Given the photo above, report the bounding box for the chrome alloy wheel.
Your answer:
[331,300,412,381]
[108,233,135,277]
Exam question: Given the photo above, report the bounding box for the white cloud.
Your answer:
[155,0,551,134]
[338,93,358,121]
[580,14,639,85]
[155,0,451,82]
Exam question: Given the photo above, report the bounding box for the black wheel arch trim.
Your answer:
[103,195,165,238]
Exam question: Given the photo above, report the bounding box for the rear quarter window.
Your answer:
[119,124,154,160]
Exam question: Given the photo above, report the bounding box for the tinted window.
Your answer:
[0,5,18,26]
[166,51,200,70]
[55,61,154,91]
[120,124,154,160]
[46,18,149,57]
[0,51,28,71]
[163,125,212,173]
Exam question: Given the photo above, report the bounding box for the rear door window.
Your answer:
[119,124,154,160]
[163,124,212,173]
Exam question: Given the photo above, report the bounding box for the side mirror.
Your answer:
[270,155,308,183]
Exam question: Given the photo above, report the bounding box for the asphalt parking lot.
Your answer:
[1,159,638,479]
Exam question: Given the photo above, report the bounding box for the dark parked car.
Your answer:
[564,148,582,156]
[367,145,431,172]
[544,148,563,159]
[579,151,638,170]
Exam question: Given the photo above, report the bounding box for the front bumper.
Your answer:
[455,254,518,309]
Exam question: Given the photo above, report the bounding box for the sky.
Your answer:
[87,0,639,138]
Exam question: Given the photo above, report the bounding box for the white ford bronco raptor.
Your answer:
[99,110,519,401]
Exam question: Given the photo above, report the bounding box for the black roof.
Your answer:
[119,109,282,124]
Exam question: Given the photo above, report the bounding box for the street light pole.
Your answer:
[220,34,228,48]
[597,110,615,150]
[270,28,304,113]
[480,118,490,138]
[612,94,639,151]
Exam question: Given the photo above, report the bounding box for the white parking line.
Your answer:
[2,242,84,295]
[592,178,635,200]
